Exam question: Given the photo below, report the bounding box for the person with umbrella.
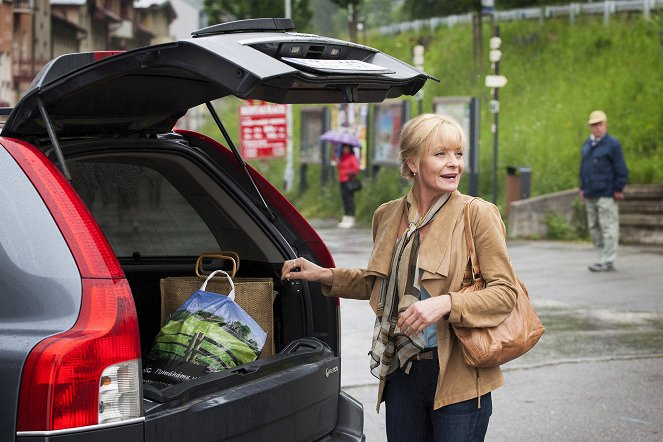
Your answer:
[337,143,361,228]
[320,130,362,228]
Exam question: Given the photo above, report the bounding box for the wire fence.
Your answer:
[377,0,662,35]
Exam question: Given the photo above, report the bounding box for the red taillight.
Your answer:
[17,279,141,430]
[3,138,123,279]
[3,139,142,430]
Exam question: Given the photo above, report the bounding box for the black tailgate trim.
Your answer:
[143,338,342,441]
[143,337,332,404]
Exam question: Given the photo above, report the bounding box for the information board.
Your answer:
[239,101,287,159]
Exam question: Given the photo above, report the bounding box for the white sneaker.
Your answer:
[339,216,355,228]
[337,215,349,228]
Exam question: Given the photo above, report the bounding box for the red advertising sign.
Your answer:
[239,101,288,159]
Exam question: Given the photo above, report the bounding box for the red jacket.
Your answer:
[338,152,360,182]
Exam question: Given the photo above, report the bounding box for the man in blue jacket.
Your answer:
[579,110,629,272]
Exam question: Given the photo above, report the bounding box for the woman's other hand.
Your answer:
[397,295,451,337]
[281,257,334,285]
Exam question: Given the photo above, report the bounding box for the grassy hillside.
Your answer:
[371,13,663,195]
[203,13,663,222]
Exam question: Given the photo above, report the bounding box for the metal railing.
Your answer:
[377,0,662,35]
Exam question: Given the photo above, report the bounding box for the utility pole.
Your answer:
[283,0,294,191]
[491,26,501,205]
[482,0,507,204]
[413,43,425,115]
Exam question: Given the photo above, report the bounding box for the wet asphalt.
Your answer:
[309,219,663,441]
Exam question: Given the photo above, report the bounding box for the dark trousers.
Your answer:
[340,181,355,216]
[384,356,492,441]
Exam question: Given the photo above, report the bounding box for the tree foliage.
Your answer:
[328,0,364,41]
[203,0,313,31]
[328,0,362,8]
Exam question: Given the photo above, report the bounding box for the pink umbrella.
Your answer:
[320,130,362,147]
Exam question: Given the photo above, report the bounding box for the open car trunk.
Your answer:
[63,133,350,440]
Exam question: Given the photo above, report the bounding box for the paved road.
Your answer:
[310,219,663,441]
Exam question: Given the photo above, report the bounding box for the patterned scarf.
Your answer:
[369,191,451,380]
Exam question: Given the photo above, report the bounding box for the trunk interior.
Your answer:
[57,135,343,439]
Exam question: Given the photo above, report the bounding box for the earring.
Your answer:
[413,172,417,176]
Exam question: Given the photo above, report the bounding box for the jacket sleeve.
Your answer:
[611,138,629,192]
[447,200,518,328]
[352,155,360,175]
[320,202,389,300]
[322,268,372,300]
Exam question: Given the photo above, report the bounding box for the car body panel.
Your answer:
[0,140,82,441]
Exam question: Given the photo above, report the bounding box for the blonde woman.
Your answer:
[282,114,517,441]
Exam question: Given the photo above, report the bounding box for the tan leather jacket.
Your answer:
[323,191,517,410]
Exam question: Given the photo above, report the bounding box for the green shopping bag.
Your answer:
[143,270,267,385]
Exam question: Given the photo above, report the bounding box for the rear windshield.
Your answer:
[70,161,217,257]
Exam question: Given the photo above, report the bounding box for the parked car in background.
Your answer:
[0,18,432,441]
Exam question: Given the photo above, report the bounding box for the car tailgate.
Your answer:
[143,338,343,441]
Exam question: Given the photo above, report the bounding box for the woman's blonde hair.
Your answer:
[399,113,468,180]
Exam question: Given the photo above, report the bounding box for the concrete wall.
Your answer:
[508,188,579,239]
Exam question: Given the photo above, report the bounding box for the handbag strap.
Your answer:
[463,200,482,282]
[200,269,236,301]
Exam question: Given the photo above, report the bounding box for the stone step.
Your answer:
[620,200,663,214]
[624,184,663,199]
[620,213,663,227]
[620,225,663,245]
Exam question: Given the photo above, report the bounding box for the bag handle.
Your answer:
[200,269,236,301]
[195,252,239,278]
[463,200,482,282]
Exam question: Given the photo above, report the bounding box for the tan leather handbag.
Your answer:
[452,203,545,368]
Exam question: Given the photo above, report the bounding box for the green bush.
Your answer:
[544,197,590,241]
[545,212,578,240]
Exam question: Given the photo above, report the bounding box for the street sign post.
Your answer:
[485,75,508,88]
[485,26,506,205]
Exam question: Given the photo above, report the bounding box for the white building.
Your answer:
[169,0,205,40]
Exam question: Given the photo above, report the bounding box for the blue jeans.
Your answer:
[384,356,492,441]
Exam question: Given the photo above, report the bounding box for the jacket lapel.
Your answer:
[418,191,465,277]
[366,191,466,279]
[366,197,407,277]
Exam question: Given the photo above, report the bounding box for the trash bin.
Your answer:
[505,166,531,215]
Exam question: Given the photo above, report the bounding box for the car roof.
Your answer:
[2,18,434,139]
